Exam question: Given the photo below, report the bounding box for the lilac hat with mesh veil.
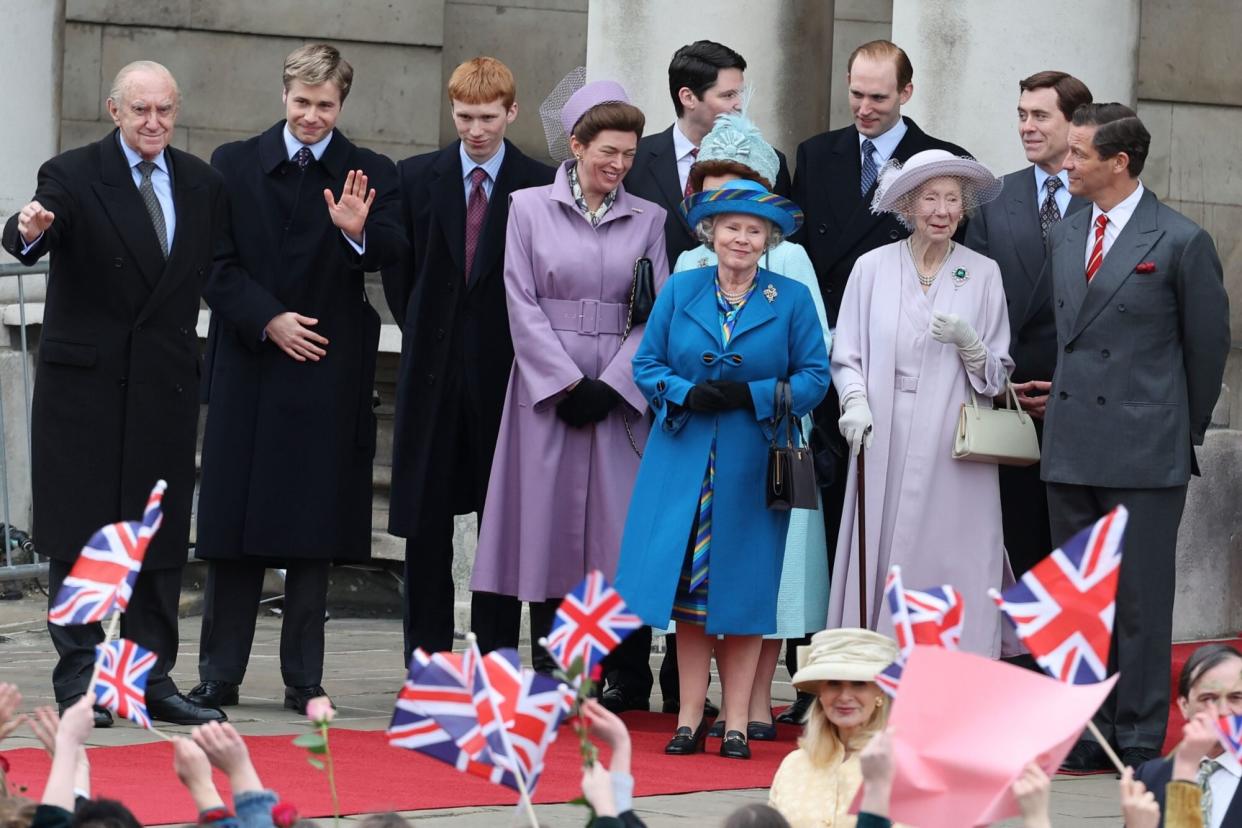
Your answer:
[559,80,630,138]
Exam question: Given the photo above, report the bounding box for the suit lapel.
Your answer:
[1014,189,1092,332]
[1003,167,1045,289]
[430,145,466,278]
[136,149,206,325]
[91,131,165,288]
[646,127,691,234]
[1054,208,1091,339]
[684,272,723,345]
[470,141,518,288]
[1069,190,1164,341]
[825,125,864,227]
[728,279,777,342]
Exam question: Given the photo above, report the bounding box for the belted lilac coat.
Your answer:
[470,162,669,602]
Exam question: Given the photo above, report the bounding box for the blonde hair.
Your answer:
[283,44,354,103]
[798,685,888,768]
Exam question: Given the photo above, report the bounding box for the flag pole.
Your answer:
[86,611,121,692]
[1086,721,1126,774]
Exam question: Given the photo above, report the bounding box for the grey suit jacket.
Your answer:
[1041,188,1230,488]
[965,166,1089,382]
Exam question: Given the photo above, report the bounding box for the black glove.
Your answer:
[556,378,620,427]
[683,382,729,412]
[707,380,755,411]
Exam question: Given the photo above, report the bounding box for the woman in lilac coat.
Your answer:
[470,81,669,664]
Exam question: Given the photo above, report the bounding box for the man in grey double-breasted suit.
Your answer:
[1042,103,1230,772]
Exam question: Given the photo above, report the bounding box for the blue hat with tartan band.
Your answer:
[681,178,804,237]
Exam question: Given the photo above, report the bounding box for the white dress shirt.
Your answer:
[1206,751,1241,828]
[858,117,909,170]
[673,122,698,196]
[459,140,505,204]
[1033,166,1071,217]
[283,125,364,254]
[1085,181,1145,268]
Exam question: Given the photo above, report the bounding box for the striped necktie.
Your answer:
[136,161,168,258]
[1085,214,1108,282]
[1198,757,1221,827]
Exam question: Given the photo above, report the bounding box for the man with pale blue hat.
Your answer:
[615,172,829,760]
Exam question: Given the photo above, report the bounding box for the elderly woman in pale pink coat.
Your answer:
[828,150,1013,657]
[471,80,668,668]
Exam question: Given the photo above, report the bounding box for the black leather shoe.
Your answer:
[665,718,711,755]
[708,719,725,738]
[747,719,777,741]
[1120,747,1158,771]
[776,693,812,725]
[719,730,751,759]
[284,685,333,715]
[60,696,112,728]
[1059,739,1113,775]
[661,696,720,717]
[600,686,650,714]
[187,680,239,708]
[148,693,227,725]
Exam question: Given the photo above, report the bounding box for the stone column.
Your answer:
[586,0,834,169]
[890,0,1140,174]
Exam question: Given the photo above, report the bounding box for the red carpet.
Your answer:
[4,712,797,824]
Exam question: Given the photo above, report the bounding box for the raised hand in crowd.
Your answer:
[173,736,228,814]
[27,705,61,755]
[581,762,619,818]
[1011,762,1052,828]
[1118,767,1161,828]
[858,728,896,819]
[1173,711,1221,781]
[582,697,632,779]
[193,721,265,795]
[15,200,55,245]
[323,169,375,244]
[0,682,25,742]
[41,695,94,810]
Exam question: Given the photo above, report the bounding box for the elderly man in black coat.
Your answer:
[188,44,404,715]
[1,61,227,726]
[381,57,553,666]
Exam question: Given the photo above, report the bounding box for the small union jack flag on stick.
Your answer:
[1217,713,1242,763]
[91,638,157,729]
[48,480,167,627]
[875,565,963,696]
[543,570,641,679]
[990,506,1127,685]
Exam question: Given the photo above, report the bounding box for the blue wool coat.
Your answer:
[614,266,830,635]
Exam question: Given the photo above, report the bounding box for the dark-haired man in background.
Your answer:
[1043,103,1229,772]
[966,70,1092,579]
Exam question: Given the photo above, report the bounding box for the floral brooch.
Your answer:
[952,267,968,286]
[763,283,778,303]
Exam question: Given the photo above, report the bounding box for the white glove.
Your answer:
[930,312,980,348]
[931,311,989,377]
[838,394,874,457]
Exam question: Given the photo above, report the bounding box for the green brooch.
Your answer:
[953,267,968,285]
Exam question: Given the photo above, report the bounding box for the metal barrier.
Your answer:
[0,261,46,582]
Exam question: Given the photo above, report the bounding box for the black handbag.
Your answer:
[626,257,656,332]
[766,380,819,511]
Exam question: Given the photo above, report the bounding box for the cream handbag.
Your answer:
[952,380,1040,467]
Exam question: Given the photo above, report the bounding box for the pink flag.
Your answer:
[857,646,1116,828]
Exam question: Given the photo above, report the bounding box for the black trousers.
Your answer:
[1046,481,1187,751]
[198,559,330,688]
[47,558,181,703]
[1000,422,1052,577]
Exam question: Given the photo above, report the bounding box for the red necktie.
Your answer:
[1085,213,1108,282]
[464,167,489,280]
[684,147,699,198]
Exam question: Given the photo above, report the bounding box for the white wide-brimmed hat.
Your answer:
[791,628,899,691]
[870,149,1002,217]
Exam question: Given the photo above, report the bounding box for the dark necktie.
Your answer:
[684,147,700,198]
[294,146,313,171]
[1086,214,1108,282]
[1039,176,1063,239]
[464,167,489,280]
[860,139,878,197]
[136,161,168,258]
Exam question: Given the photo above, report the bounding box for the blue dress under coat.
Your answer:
[614,266,830,635]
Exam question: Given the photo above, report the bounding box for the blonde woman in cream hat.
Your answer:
[768,628,900,828]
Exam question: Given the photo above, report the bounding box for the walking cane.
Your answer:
[856,445,868,626]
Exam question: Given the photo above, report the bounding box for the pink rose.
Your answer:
[306,696,336,724]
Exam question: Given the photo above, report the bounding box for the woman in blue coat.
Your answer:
[615,179,830,760]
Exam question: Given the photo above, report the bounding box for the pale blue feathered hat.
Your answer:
[694,111,780,190]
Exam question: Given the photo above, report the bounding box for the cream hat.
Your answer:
[870,148,1002,217]
[791,628,899,691]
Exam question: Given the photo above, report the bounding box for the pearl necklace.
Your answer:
[718,277,755,303]
[908,239,955,287]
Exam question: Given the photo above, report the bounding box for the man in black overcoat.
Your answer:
[1,61,227,726]
[784,39,971,725]
[188,45,405,715]
[381,58,553,667]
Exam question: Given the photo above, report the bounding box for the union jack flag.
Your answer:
[500,666,574,789]
[875,565,964,696]
[1216,713,1242,763]
[991,506,1128,684]
[48,481,167,626]
[545,570,642,678]
[91,638,157,729]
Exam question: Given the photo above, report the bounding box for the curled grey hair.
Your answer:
[694,214,785,252]
[893,178,980,232]
[108,60,181,109]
